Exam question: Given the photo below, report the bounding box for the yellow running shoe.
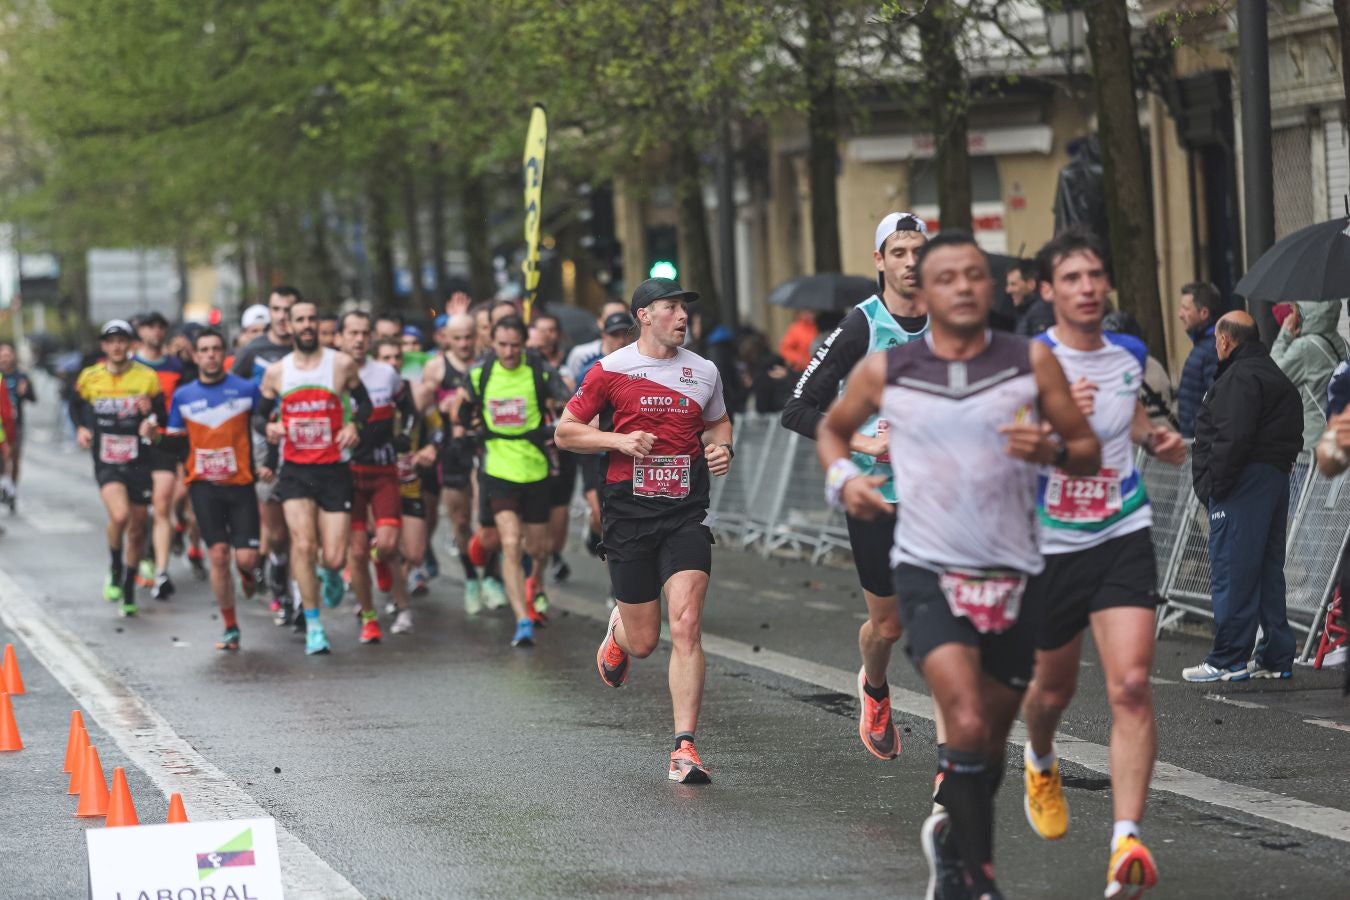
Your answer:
[1023,759,1069,840]
[1105,835,1157,898]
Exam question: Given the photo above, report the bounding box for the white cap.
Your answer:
[874,212,930,252]
[240,304,270,329]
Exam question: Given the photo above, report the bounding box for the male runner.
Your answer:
[318,314,340,349]
[576,311,638,557]
[133,311,187,599]
[373,312,403,343]
[556,277,733,784]
[563,299,630,385]
[1019,229,1184,898]
[0,342,34,509]
[818,232,1099,899]
[338,312,415,642]
[529,311,579,584]
[461,316,562,646]
[72,320,166,616]
[781,211,930,760]
[142,328,262,651]
[233,286,298,621]
[255,300,371,655]
[0,377,14,515]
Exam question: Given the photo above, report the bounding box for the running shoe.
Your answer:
[596,605,629,688]
[482,576,507,610]
[291,607,307,635]
[390,608,414,635]
[668,742,711,784]
[464,579,483,616]
[216,626,241,652]
[136,559,155,588]
[1024,754,1069,840]
[856,667,901,760]
[467,531,487,567]
[385,600,398,616]
[1104,835,1158,898]
[424,544,439,579]
[103,575,124,603]
[372,549,394,593]
[1181,661,1249,683]
[1247,660,1292,680]
[271,597,291,627]
[511,618,535,647]
[152,572,176,602]
[547,554,571,583]
[408,567,429,598]
[359,617,383,645]
[187,546,207,580]
[319,567,345,609]
[305,622,331,655]
[119,602,138,618]
[525,576,549,624]
[920,810,966,900]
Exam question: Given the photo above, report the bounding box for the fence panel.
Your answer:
[762,430,836,558]
[708,414,776,542]
[1285,471,1350,630]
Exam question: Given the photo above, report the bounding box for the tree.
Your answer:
[914,2,973,233]
[803,1,844,272]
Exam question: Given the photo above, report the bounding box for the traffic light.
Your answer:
[649,260,677,279]
[645,225,678,282]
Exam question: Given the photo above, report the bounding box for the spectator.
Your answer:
[739,330,793,414]
[1185,311,1303,683]
[704,323,744,416]
[777,310,818,372]
[1176,281,1223,438]
[1018,258,1056,336]
[1103,310,1178,429]
[1271,301,1348,449]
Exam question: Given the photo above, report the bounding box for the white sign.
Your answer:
[846,125,1054,163]
[87,817,284,900]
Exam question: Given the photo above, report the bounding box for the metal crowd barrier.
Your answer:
[705,416,1347,664]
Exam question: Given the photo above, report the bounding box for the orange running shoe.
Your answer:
[467,530,488,567]
[596,605,629,687]
[668,741,711,784]
[372,552,393,593]
[856,667,901,760]
[359,617,383,645]
[1105,836,1158,898]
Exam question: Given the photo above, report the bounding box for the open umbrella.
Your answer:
[1234,216,1350,304]
[767,273,877,311]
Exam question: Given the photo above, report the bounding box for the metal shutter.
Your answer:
[1273,125,1315,240]
[1328,118,1349,219]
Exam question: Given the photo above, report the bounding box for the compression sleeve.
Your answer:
[392,382,417,453]
[779,310,871,440]
[252,392,277,436]
[349,381,373,426]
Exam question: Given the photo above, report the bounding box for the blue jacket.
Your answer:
[1177,324,1219,438]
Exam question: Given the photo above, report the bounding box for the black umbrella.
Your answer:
[767,273,877,311]
[1234,216,1350,304]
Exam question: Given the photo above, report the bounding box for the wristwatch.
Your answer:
[1052,442,1069,468]
[719,442,734,460]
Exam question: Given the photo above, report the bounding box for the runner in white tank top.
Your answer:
[817,232,1099,899]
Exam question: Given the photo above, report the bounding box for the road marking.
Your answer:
[804,600,843,612]
[1203,694,1268,711]
[0,566,364,900]
[1305,718,1350,734]
[552,590,1350,845]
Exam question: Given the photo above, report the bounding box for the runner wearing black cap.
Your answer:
[70,320,166,615]
[576,311,638,560]
[780,211,932,761]
[556,277,732,784]
[133,311,188,600]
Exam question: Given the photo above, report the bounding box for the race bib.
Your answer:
[287,417,332,450]
[99,434,139,465]
[938,568,1027,635]
[195,446,238,481]
[633,455,691,499]
[488,397,528,428]
[396,454,417,483]
[1044,467,1122,524]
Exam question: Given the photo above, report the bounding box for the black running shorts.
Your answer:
[439,437,476,491]
[401,495,425,519]
[893,563,1047,692]
[604,512,714,604]
[846,511,898,597]
[145,443,181,474]
[188,482,260,549]
[94,463,152,505]
[274,462,353,514]
[1035,528,1160,651]
[548,449,579,507]
[483,474,551,525]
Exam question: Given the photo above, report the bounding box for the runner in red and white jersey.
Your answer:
[556,277,733,784]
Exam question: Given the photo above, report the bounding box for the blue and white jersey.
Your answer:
[1034,328,1151,553]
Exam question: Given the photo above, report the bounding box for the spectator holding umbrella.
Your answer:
[1271,301,1348,449]
[1176,282,1224,438]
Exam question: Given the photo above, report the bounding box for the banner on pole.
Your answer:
[521,104,548,324]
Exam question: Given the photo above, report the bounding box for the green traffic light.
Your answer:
[648,260,678,279]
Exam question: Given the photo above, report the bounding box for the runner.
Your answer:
[338,312,415,642]
[528,311,579,587]
[422,313,504,613]
[255,299,371,655]
[555,277,733,784]
[461,315,563,647]
[576,312,638,560]
[0,373,14,517]
[562,299,630,386]
[780,211,930,761]
[816,231,1099,899]
[233,287,298,623]
[1018,229,1184,899]
[374,312,404,343]
[71,320,166,616]
[318,314,340,350]
[141,328,262,651]
[133,311,187,600]
[0,342,34,511]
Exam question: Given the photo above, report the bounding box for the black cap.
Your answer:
[602,312,636,335]
[630,277,699,315]
[135,311,169,328]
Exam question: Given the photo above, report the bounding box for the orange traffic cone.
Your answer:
[105,767,139,827]
[63,711,86,774]
[0,691,22,752]
[68,726,89,793]
[74,744,109,818]
[0,644,23,695]
[166,792,188,823]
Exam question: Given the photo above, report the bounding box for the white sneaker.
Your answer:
[1181,661,1250,683]
[1246,660,1292,680]
[384,600,398,616]
[464,579,483,616]
[390,608,414,634]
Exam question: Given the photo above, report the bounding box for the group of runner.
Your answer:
[66,210,1179,894]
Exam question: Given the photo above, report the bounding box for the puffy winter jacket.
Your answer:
[1176,324,1219,438]
[1271,301,1349,448]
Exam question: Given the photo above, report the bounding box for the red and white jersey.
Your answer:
[279,348,346,466]
[567,343,727,520]
[351,359,403,469]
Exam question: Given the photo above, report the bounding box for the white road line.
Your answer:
[1305,718,1350,734]
[1203,694,1269,711]
[552,590,1350,845]
[0,567,364,900]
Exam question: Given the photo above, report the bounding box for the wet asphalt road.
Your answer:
[2,420,1349,899]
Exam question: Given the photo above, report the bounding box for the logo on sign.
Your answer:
[196,828,257,881]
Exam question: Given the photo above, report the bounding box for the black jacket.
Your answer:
[1192,340,1302,504]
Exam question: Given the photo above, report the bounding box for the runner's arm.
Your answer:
[817,354,893,519]
[555,407,629,455]
[1026,341,1100,475]
[1130,399,1185,465]
[779,312,867,441]
[701,414,733,476]
[392,381,418,452]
